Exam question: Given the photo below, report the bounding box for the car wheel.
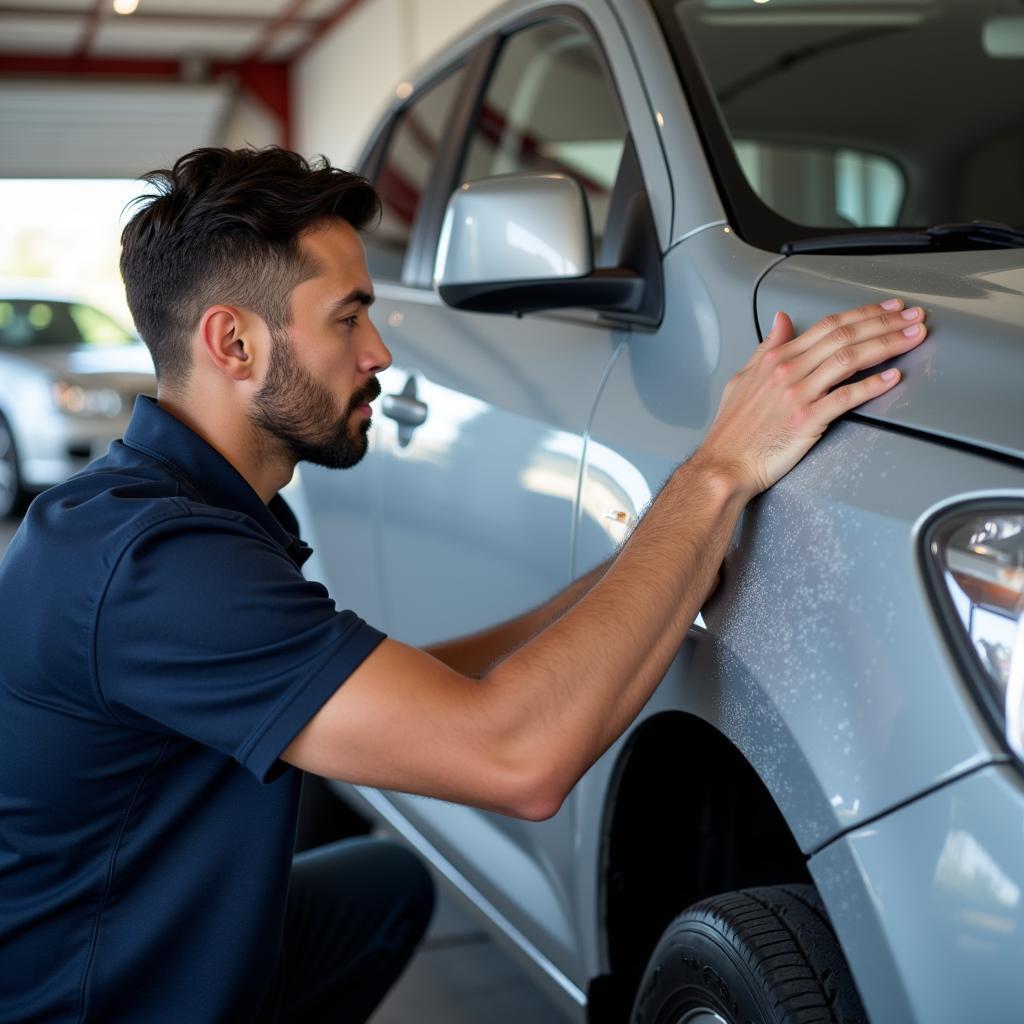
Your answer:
[0,414,24,520]
[631,885,867,1024]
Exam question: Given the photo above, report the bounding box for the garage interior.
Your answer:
[0,0,565,1020]
[4,1,1024,1021]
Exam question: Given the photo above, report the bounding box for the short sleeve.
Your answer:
[94,512,385,782]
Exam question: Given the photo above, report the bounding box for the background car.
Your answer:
[288,1,1024,1021]
[0,281,155,518]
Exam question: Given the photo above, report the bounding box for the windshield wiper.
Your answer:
[783,220,1024,255]
[927,221,1024,248]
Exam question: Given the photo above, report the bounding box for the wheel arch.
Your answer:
[598,710,812,1004]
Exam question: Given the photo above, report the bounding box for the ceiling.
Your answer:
[0,0,360,64]
[0,0,367,175]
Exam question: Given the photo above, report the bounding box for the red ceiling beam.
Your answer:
[0,0,371,149]
[0,0,367,66]
[231,62,292,149]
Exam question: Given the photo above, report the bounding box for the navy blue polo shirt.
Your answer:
[0,396,385,1022]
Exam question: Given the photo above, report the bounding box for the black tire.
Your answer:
[631,885,868,1024]
[0,413,24,520]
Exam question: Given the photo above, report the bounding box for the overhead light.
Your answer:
[112,0,140,14]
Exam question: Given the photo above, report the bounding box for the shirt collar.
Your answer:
[122,396,312,567]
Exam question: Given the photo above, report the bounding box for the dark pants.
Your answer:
[258,836,435,1023]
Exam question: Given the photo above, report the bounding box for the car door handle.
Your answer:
[381,394,428,427]
[382,376,428,447]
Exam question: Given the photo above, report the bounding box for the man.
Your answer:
[0,147,928,1022]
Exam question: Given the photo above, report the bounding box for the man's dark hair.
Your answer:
[120,146,380,392]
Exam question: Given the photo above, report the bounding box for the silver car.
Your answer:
[0,282,155,518]
[290,1,1024,1020]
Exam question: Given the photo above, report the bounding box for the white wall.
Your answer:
[408,0,502,71]
[293,0,502,170]
[221,92,282,151]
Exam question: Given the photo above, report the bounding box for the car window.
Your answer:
[0,300,133,349]
[460,20,628,250]
[658,0,1024,242]
[733,140,905,229]
[68,304,135,347]
[364,65,468,282]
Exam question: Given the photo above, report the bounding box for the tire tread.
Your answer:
[632,884,868,1024]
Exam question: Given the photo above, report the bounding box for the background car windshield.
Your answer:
[660,0,1024,235]
[0,299,134,349]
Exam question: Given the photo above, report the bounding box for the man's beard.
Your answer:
[249,330,381,470]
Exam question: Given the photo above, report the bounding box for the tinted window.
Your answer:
[661,0,1024,237]
[365,66,467,281]
[461,20,627,248]
[733,140,904,229]
[0,299,133,349]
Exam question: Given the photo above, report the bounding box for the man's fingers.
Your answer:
[810,366,902,429]
[787,306,923,380]
[795,319,927,400]
[761,310,794,350]
[702,295,925,498]
[782,298,906,358]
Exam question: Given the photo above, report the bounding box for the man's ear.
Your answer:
[197,305,257,382]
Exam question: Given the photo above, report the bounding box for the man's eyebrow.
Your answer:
[328,289,375,314]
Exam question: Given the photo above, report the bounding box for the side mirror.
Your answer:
[434,173,647,317]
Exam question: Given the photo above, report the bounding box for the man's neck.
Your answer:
[156,394,294,504]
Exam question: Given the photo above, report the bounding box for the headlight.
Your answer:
[52,381,123,418]
[927,506,1024,762]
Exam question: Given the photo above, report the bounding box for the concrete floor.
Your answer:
[0,513,570,1023]
[374,877,570,1023]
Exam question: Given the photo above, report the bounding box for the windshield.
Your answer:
[0,299,135,349]
[655,0,1024,250]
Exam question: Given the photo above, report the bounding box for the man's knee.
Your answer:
[290,835,434,940]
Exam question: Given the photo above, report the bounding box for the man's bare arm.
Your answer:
[424,556,720,678]
[282,302,928,818]
[422,560,609,677]
[281,461,734,819]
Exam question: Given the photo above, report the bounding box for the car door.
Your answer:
[296,49,476,629]
[361,14,662,983]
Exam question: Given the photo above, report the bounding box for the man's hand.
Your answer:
[697,300,928,499]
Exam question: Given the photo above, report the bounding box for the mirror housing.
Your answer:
[434,173,649,318]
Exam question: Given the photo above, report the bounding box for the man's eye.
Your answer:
[340,315,359,329]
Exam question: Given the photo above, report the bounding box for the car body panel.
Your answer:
[351,282,624,982]
[0,343,154,490]
[579,228,1022,850]
[757,250,1024,461]
[332,778,588,1021]
[297,1,688,983]
[296,0,1024,1019]
[314,214,1024,1012]
[810,764,1024,1024]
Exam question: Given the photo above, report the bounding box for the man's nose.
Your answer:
[363,321,392,374]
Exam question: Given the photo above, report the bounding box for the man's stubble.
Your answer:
[249,328,381,470]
